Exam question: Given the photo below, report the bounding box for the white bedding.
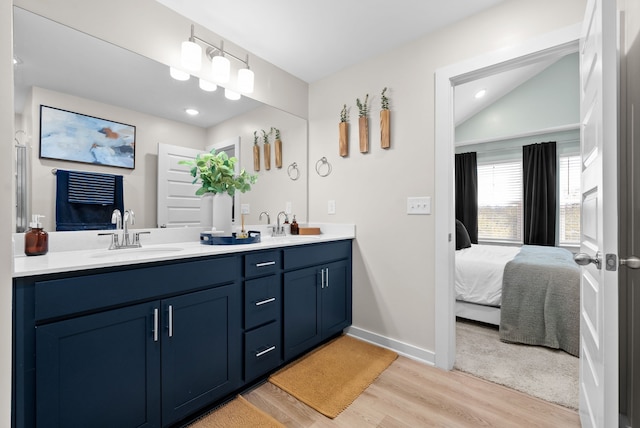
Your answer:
[455,244,521,306]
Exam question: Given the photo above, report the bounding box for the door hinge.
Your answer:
[606,253,617,271]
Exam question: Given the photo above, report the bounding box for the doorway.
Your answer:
[434,24,583,370]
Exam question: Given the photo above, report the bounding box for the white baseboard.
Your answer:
[346,326,435,366]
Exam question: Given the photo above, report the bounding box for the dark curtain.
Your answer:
[522,142,556,246]
[455,152,478,243]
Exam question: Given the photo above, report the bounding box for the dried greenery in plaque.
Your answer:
[272,127,283,168]
[339,104,349,157]
[356,94,370,153]
[262,129,272,170]
[381,87,389,110]
[253,130,260,171]
[340,104,348,123]
[380,87,391,149]
[356,94,369,117]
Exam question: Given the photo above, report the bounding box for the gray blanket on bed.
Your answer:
[499,245,580,357]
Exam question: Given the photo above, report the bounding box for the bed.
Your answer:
[455,242,580,356]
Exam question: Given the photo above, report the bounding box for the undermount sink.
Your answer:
[89,246,184,259]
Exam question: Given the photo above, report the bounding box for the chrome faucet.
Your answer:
[259,211,271,225]
[275,211,288,236]
[100,208,148,249]
[123,209,135,246]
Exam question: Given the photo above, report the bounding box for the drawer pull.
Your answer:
[256,346,276,357]
[255,261,276,267]
[255,297,276,306]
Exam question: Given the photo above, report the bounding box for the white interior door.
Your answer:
[156,143,204,228]
[577,0,619,426]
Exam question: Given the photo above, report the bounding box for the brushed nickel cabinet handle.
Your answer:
[153,308,159,342]
[255,297,276,306]
[256,261,276,267]
[256,346,276,357]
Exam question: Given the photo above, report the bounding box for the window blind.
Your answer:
[559,154,581,244]
[477,160,522,242]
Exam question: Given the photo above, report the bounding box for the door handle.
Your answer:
[620,255,640,269]
[574,251,602,269]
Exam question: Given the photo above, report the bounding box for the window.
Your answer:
[559,154,581,245]
[477,161,522,242]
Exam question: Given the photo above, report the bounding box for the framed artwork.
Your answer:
[39,105,136,169]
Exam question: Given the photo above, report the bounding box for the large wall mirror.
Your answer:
[13,6,308,232]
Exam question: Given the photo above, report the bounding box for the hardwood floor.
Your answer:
[244,355,580,427]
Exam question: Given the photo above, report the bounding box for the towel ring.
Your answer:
[315,157,332,177]
[287,162,300,181]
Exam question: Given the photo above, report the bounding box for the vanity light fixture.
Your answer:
[474,89,487,99]
[171,24,255,95]
[199,79,217,92]
[237,54,255,94]
[224,88,241,101]
[169,66,190,81]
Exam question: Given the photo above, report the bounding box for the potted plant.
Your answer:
[272,127,283,168]
[179,149,257,234]
[262,129,271,170]
[339,104,349,157]
[356,94,369,153]
[380,87,390,149]
[253,131,260,171]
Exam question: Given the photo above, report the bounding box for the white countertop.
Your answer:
[13,223,355,278]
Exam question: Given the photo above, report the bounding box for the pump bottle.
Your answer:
[25,214,48,256]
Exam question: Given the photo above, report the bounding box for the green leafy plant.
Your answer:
[340,104,348,123]
[253,130,258,145]
[356,94,369,117]
[381,87,389,110]
[271,127,281,140]
[179,149,257,196]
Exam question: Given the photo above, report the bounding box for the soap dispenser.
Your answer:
[290,215,299,235]
[25,214,48,256]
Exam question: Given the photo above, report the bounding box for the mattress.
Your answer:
[455,244,521,306]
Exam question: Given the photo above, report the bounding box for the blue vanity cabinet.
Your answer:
[15,255,242,428]
[35,301,162,428]
[160,284,242,426]
[282,240,352,361]
[243,250,283,382]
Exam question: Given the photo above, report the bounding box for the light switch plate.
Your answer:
[328,200,336,215]
[240,204,250,215]
[285,201,292,214]
[407,197,431,215]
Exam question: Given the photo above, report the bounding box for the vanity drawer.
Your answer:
[244,321,282,381]
[284,240,351,270]
[244,250,281,278]
[245,275,281,330]
[34,256,240,322]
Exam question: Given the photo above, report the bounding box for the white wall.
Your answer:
[24,87,207,230]
[207,105,309,224]
[308,0,587,361]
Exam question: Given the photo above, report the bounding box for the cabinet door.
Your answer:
[161,284,241,426]
[283,266,321,360]
[36,302,160,428]
[322,260,352,339]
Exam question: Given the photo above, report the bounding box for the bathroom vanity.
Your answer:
[12,229,353,428]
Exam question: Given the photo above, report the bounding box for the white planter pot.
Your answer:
[200,193,232,235]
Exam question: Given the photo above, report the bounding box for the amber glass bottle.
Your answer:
[290,215,299,235]
[25,214,48,256]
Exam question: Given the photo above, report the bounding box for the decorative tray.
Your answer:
[200,230,261,245]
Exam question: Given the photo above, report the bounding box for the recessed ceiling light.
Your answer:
[185,108,199,116]
[475,89,487,99]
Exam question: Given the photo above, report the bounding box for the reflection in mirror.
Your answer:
[13,6,308,232]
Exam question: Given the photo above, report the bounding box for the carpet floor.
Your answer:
[454,318,579,409]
